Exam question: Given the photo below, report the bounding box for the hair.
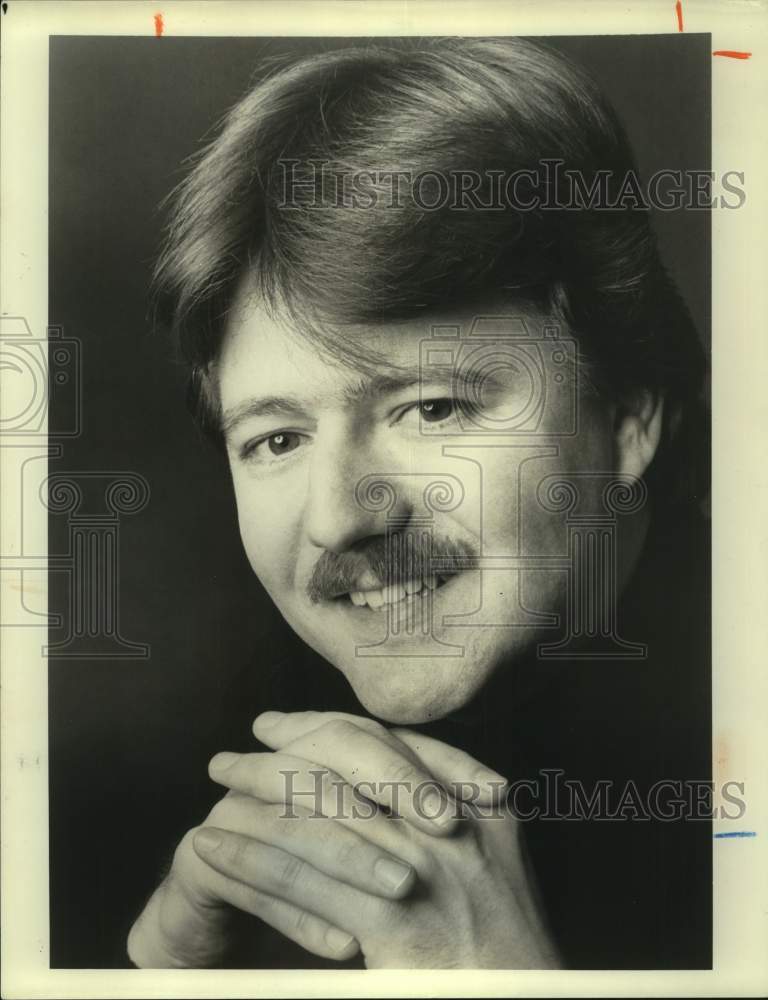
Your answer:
[154,36,709,509]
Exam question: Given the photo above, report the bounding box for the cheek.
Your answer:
[230,472,301,591]
[520,417,617,548]
[467,413,615,554]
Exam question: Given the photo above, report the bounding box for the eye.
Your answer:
[419,398,455,423]
[240,431,304,464]
[266,432,300,456]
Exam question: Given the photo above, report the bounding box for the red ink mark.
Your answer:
[154,12,164,37]
[712,50,752,59]
[676,0,683,32]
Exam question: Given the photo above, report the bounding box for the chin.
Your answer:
[334,651,490,725]
[279,583,546,724]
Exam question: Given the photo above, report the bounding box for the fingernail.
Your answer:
[421,789,454,827]
[255,711,283,730]
[325,927,356,954]
[374,857,414,894]
[194,828,222,853]
[209,751,240,773]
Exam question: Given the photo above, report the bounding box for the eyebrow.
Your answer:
[219,366,506,438]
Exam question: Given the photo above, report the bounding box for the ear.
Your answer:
[613,389,664,479]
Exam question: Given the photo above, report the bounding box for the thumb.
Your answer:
[127,868,231,968]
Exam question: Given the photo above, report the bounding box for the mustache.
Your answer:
[306,534,478,603]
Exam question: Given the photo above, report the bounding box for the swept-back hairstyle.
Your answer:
[154,37,709,508]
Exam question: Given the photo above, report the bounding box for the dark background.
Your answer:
[49,34,711,968]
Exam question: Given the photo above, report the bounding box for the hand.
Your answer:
[126,710,521,968]
[195,711,561,968]
[126,775,417,967]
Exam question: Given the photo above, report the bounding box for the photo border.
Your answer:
[2,1,766,996]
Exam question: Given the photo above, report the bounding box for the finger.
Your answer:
[127,872,231,968]
[208,751,403,855]
[253,718,461,836]
[210,751,375,827]
[390,728,508,805]
[205,792,416,900]
[192,825,389,939]
[254,711,506,804]
[240,893,360,963]
[253,710,394,750]
[183,836,361,962]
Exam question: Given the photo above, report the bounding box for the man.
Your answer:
[128,37,710,969]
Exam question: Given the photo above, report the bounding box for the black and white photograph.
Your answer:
[1,1,767,996]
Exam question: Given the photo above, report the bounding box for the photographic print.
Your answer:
[2,2,766,997]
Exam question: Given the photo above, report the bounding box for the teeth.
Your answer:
[349,574,454,610]
[383,584,406,604]
[365,590,384,609]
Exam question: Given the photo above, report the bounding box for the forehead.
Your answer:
[219,294,411,394]
[218,278,555,406]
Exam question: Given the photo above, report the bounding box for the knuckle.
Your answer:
[388,834,433,876]
[285,801,315,824]
[322,718,357,742]
[293,908,311,935]
[272,812,299,840]
[388,727,420,750]
[251,888,274,913]
[334,836,361,868]
[299,711,323,726]
[317,767,344,800]
[311,764,334,786]
[370,896,403,932]
[225,835,248,869]
[358,717,389,740]
[387,757,420,786]
[275,854,304,891]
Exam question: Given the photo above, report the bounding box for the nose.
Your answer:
[303,421,411,553]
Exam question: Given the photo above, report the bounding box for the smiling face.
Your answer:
[216,284,646,724]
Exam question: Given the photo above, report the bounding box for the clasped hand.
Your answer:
[128,710,560,969]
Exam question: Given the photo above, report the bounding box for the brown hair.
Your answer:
[154,37,709,508]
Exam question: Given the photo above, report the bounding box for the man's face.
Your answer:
[218,290,619,724]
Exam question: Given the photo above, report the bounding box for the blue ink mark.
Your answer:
[714,831,756,839]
